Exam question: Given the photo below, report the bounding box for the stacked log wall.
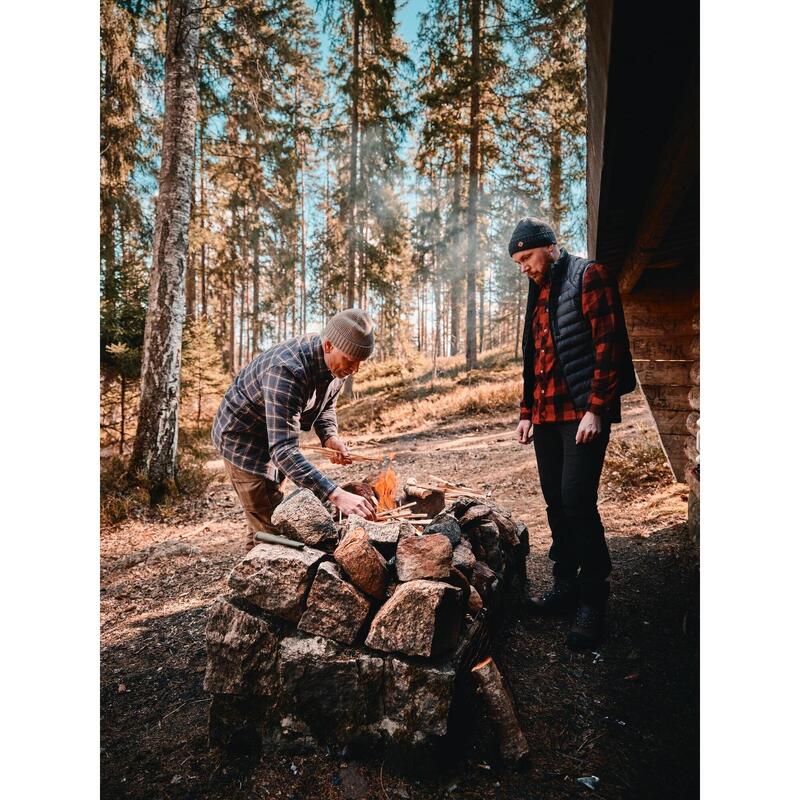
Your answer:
[625,286,699,481]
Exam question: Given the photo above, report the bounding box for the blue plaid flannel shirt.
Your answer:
[211,334,343,499]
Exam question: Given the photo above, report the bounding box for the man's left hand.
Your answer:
[575,411,602,444]
[323,435,353,465]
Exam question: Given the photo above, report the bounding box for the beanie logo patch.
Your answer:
[518,241,524,247]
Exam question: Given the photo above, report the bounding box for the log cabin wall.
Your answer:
[625,271,699,481]
[586,0,699,534]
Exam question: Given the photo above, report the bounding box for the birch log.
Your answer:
[472,656,529,763]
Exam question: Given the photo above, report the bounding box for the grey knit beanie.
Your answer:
[324,308,375,360]
[508,217,557,257]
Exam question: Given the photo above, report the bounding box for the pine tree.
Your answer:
[415,0,507,365]
[180,317,229,428]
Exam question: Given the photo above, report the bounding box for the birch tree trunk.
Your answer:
[128,0,200,491]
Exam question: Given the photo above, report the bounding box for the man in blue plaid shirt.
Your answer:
[212,308,378,546]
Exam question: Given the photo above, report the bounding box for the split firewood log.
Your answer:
[403,479,446,517]
[471,656,529,764]
[340,482,379,504]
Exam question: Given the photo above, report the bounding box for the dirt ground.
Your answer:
[100,390,699,799]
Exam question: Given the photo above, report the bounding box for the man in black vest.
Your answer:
[510,217,635,650]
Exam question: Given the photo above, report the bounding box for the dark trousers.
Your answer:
[533,420,612,603]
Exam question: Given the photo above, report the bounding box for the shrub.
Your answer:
[603,438,673,490]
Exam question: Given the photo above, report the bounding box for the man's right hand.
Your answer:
[329,487,377,520]
[517,419,533,445]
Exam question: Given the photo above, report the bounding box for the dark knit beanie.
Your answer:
[507,217,557,257]
[324,308,375,360]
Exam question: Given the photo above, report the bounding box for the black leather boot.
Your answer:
[526,577,579,616]
[566,582,610,650]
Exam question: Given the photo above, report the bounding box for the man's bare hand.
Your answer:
[329,487,376,520]
[323,435,353,465]
[517,419,534,445]
[576,411,602,444]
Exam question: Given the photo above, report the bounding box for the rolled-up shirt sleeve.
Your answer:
[582,262,619,415]
[263,366,337,500]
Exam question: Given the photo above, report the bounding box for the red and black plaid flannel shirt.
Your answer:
[520,262,620,424]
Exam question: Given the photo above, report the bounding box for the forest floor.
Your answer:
[100,386,699,800]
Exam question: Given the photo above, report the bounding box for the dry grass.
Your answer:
[603,437,674,491]
[100,448,216,526]
[338,346,522,433]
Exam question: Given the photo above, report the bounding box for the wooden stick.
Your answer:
[376,501,416,517]
[392,512,429,519]
[379,510,431,521]
[443,488,489,499]
[377,506,411,516]
[303,445,383,463]
[412,482,453,492]
[407,483,445,494]
[428,473,483,494]
[471,657,529,763]
[413,482,487,497]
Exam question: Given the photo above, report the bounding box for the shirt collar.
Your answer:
[311,334,333,381]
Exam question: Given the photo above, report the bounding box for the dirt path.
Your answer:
[101,392,699,799]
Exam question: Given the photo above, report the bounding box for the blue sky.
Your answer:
[397,0,427,54]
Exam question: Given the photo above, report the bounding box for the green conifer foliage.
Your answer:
[180,318,230,429]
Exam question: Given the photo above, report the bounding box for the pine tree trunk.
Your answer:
[186,251,196,320]
[346,0,361,308]
[479,276,485,353]
[449,280,460,355]
[299,143,307,332]
[199,122,208,317]
[433,274,440,378]
[228,271,235,374]
[119,374,126,455]
[487,264,493,349]
[549,127,563,239]
[101,203,116,306]
[238,272,247,371]
[464,0,481,371]
[251,227,260,353]
[196,370,202,428]
[128,0,200,491]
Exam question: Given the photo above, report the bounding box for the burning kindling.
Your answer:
[373,465,398,512]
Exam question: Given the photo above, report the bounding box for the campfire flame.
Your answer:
[373,466,398,513]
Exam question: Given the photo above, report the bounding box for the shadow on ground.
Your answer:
[101,519,698,800]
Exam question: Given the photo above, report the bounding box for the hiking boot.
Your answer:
[566,603,606,651]
[526,577,579,616]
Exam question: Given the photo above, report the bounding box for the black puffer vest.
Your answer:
[521,249,635,415]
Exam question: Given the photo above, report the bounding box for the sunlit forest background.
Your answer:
[100,0,587,458]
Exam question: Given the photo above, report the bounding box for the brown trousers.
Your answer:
[223,460,285,547]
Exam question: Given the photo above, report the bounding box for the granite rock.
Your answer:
[272,488,339,549]
[395,533,453,582]
[228,543,327,622]
[334,526,389,600]
[298,562,371,645]
[203,596,282,695]
[365,579,463,657]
